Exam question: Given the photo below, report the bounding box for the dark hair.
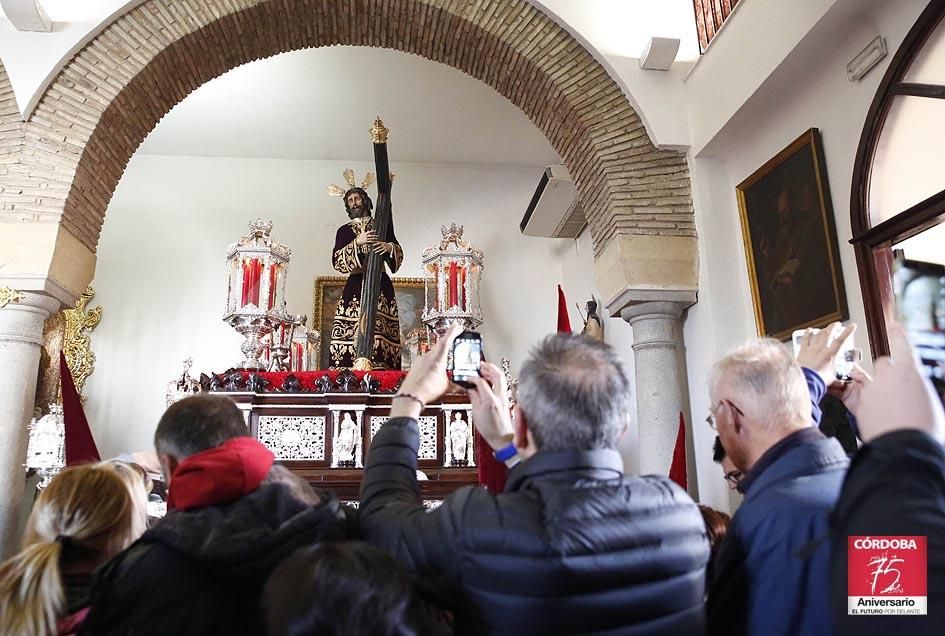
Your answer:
[517,334,630,451]
[712,435,726,464]
[154,394,249,460]
[699,504,732,584]
[264,541,420,636]
[698,505,731,553]
[343,187,374,215]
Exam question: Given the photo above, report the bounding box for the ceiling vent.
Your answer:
[639,37,680,71]
[520,165,586,239]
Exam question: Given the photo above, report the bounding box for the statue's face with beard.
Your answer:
[345,190,370,219]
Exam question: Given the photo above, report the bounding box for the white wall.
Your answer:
[86,155,579,458]
[684,0,840,155]
[683,0,930,511]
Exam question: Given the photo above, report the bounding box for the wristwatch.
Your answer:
[493,442,520,468]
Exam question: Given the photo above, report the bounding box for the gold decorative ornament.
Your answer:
[62,286,103,399]
[327,169,377,198]
[313,276,427,370]
[352,357,374,371]
[35,313,66,413]
[0,286,25,308]
[370,117,389,144]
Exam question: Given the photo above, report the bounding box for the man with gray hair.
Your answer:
[360,324,710,634]
[706,326,854,636]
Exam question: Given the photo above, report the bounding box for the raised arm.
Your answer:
[830,323,945,634]
[359,324,468,578]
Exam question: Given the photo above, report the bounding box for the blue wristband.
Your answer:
[493,442,517,462]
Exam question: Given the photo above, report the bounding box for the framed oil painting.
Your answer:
[736,128,849,340]
[312,276,426,369]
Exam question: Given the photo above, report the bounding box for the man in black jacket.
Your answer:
[830,323,945,634]
[82,394,350,635]
[360,324,710,635]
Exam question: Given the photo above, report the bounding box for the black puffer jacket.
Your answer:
[81,465,350,635]
[830,430,945,635]
[360,418,709,635]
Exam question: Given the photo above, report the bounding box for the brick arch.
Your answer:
[6,0,693,263]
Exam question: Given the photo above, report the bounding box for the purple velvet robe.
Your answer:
[329,216,404,369]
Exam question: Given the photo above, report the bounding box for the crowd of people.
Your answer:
[0,320,942,635]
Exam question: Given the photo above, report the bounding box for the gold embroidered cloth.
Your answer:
[330,217,404,370]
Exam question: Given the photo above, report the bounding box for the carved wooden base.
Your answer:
[209,373,478,500]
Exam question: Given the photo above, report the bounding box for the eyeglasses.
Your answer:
[705,399,744,430]
[723,469,744,486]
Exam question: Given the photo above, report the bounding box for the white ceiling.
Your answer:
[537,0,699,61]
[137,46,561,167]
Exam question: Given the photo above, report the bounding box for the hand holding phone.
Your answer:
[393,323,464,411]
[793,322,859,383]
[449,330,483,389]
[465,362,516,452]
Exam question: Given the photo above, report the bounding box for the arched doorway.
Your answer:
[850,0,945,401]
[4,0,693,266]
[0,0,700,553]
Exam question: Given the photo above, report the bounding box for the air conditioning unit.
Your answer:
[520,165,586,239]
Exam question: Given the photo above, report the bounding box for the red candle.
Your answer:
[268,264,278,310]
[240,261,250,306]
[247,259,261,306]
[448,262,458,308]
[460,267,467,310]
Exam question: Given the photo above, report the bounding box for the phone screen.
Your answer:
[452,336,481,379]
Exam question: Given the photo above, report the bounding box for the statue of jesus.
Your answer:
[329,185,404,370]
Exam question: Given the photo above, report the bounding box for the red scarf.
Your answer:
[167,437,275,511]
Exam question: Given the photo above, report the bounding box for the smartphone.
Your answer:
[791,325,861,381]
[450,330,482,389]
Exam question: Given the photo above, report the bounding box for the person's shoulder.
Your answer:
[84,540,189,631]
[624,473,698,505]
[96,537,194,589]
[735,473,836,536]
[442,483,536,525]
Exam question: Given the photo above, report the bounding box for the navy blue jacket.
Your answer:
[708,434,849,636]
[360,417,710,635]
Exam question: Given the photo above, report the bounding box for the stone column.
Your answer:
[0,290,60,557]
[609,290,696,478]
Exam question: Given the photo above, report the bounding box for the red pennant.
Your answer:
[60,351,100,465]
[556,285,571,333]
[669,413,688,490]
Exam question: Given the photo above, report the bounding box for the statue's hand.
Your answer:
[355,230,377,246]
[372,241,394,255]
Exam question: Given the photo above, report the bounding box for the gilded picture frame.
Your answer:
[312,276,427,370]
[736,128,849,340]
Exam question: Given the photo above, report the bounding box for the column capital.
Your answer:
[0,290,62,346]
[620,301,690,324]
[0,289,61,313]
[605,287,697,324]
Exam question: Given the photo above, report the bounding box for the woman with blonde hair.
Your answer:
[0,461,148,635]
